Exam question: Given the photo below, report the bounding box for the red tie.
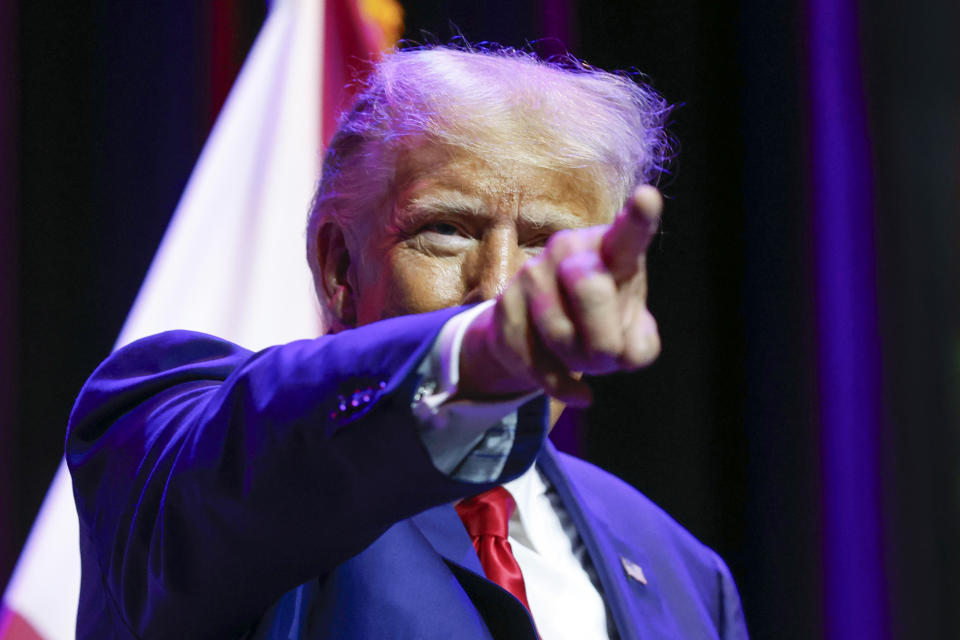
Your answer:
[455,486,533,613]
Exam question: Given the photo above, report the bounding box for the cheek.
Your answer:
[360,250,467,323]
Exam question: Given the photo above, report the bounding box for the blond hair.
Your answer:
[307,44,673,311]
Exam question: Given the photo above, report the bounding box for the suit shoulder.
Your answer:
[553,452,676,525]
[553,451,748,636]
[79,329,255,402]
[110,330,253,373]
[68,331,254,440]
[554,451,723,571]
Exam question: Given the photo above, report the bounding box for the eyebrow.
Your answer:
[519,201,596,230]
[402,192,483,220]
[399,191,592,231]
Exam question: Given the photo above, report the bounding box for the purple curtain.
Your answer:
[806,1,887,637]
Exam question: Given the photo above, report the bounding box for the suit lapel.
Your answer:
[409,503,485,575]
[410,504,539,640]
[538,442,677,640]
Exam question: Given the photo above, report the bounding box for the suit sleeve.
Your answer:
[66,307,547,639]
[713,552,750,640]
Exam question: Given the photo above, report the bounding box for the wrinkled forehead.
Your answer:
[389,139,622,222]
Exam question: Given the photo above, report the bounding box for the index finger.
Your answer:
[600,185,662,281]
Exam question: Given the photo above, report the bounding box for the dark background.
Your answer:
[2,1,958,638]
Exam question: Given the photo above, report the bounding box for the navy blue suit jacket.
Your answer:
[67,307,748,639]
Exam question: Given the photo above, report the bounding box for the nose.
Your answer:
[461,227,528,305]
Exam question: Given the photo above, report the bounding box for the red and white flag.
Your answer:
[0,1,401,637]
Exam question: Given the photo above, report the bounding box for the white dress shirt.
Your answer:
[504,465,613,640]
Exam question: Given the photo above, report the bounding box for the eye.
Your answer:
[406,220,475,255]
[420,222,462,236]
[522,231,554,253]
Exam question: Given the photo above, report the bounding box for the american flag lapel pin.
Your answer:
[620,555,648,586]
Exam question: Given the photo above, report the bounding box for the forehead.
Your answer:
[392,142,618,226]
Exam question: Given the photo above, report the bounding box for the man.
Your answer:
[67,46,748,639]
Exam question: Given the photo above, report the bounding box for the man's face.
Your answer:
[345,143,616,325]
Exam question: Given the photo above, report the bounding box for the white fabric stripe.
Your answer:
[3,3,326,638]
[116,0,323,351]
[2,464,79,640]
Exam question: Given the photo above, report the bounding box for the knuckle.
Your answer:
[589,333,625,361]
[517,262,539,290]
[575,278,610,307]
[546,229,581,257]
[518,257,550,289]
[531,296,576,347]
[580,322,625,367]
[641,334,662,364]
[542,315,577,349]
[623,328,661,369]
[556,252,603,285]
[570,271,616,307]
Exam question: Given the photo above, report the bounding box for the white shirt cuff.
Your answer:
[412,301,541,482]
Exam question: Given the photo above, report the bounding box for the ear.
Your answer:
[315,220,357,331]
